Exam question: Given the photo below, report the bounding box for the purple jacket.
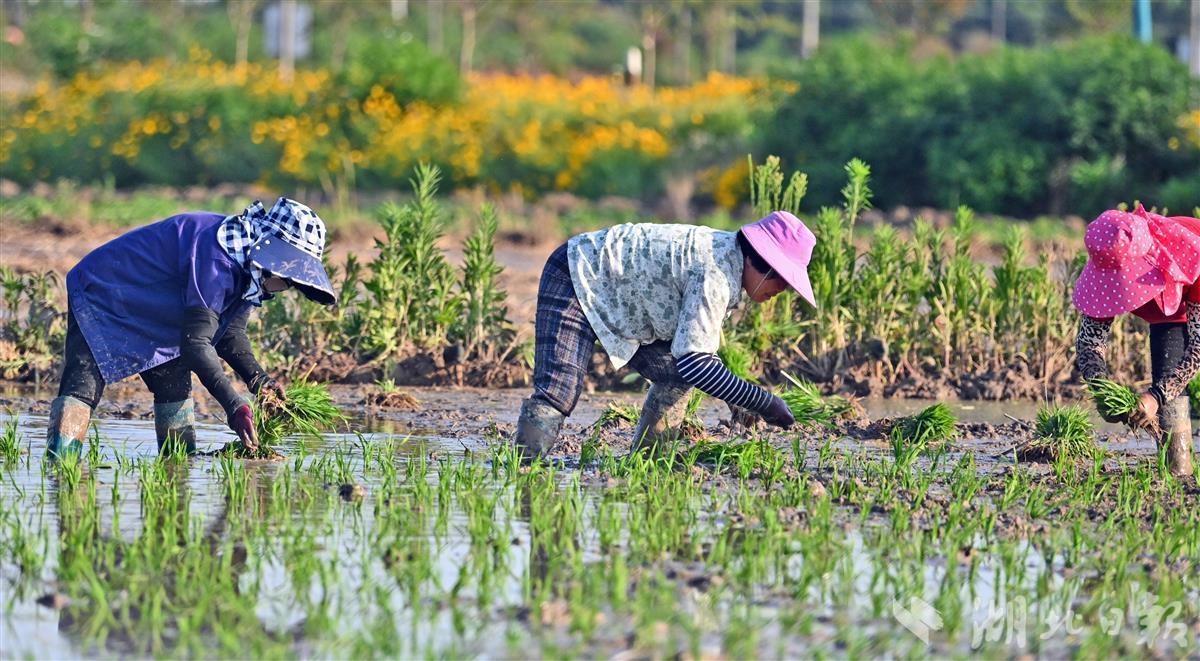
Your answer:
[66,213,251,383]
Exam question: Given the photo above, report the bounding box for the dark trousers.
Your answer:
[1149,322,1187,385]
[531,244,686,416]
[58,308,192,409]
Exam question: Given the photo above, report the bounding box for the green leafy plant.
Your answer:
[1087,379,1138,420]
[357,164,461,360]
[0,267,64,381]
[456,203,514,359]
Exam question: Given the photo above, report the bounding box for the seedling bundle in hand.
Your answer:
[779,372,859,426]
[1087,379,1137,420]
[253,381,347,456]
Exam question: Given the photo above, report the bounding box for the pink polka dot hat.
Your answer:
[1073,205,1200,318]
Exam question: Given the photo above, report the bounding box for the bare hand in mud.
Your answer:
[1126,393,1161,437]
[257,379,287,418]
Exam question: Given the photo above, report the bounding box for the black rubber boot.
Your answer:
[514,398,564,463]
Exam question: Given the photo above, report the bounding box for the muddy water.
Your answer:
[1,390,1188,657]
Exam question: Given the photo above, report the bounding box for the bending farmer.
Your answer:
[1073,205,1200,477]
[516,211,816,460]
[47,198,337,458]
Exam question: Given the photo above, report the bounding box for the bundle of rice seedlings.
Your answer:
[889,403,957,450]
[1087,378,1138,420]
[1017,404,1098,462]
[254,381,347,454]
[779,372,859,426]
[593,401,640,429]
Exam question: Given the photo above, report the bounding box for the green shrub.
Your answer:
[765,35,1199,217]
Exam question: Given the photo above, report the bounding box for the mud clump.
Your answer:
[366,390,421,410]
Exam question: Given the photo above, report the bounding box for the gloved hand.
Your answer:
[760,395,795,430]
[229,403,259,451]
[1126,392,1161,437]
[256,378,287,418]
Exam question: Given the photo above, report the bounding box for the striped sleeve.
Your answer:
[675,352,773,413]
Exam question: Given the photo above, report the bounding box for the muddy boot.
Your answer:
[46,395,92,460]
[1159,396,1194,478]
[154,399,197,457]
[514,398,564,463]
[631,384,691,455]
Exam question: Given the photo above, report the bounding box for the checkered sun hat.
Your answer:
[219,197,336,306]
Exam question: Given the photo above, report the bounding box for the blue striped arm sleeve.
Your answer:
[675,352,772,413]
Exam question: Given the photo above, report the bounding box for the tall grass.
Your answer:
[246,164,517,377]
[727,155,1148,394]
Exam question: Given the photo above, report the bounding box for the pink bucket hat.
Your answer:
[1073,206,1200,318]
[741,210,817,308]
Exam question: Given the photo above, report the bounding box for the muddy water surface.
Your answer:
[1,389,1195,657]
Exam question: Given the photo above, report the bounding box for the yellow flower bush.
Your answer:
[0,54,786,199]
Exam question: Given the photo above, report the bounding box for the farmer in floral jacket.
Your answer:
[515,211,816,460]
[47,198,336,459]
[1074,205,1200,477]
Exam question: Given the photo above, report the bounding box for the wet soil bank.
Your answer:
[3,380,1156,465]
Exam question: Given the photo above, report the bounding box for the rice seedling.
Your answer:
[593,401,640,429]
[889,403,957,466]
[0,416,20,464]
[778,372,858,426]
[1016,404,1099,462]
[252,381,346,455]
[1086,378,1138,420]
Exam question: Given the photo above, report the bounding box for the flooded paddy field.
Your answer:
[1,387,1197,658]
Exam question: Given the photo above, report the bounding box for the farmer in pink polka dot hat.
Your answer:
[1073,205,1200,478]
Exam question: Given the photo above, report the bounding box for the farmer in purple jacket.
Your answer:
[515,211,816,461]
[46,198,336,459]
